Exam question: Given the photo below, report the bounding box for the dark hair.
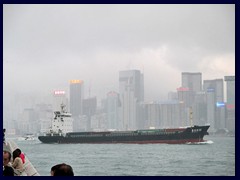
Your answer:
[52,163,74,176]
[12,149,21,160]
[15,148,22,154]
[51,164,62,172]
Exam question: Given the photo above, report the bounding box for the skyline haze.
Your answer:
[3,4,235,106]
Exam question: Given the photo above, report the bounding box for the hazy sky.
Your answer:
[3,4,235,104]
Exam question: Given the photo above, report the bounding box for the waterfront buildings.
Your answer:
[4,71,234,135]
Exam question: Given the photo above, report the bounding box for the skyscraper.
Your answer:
[82,97,97,131]
[177,87,193,126]
[203,79,224,102]
[224,76,235,105]
[106,91,120,130]
[182,72,202,92]
[206,88,216,132]
[203,79,225,132]
[193,91,207,125]
[224,76,235,132]
[181,72,202,109]
[119,70,144,130]
[69,80,84,117]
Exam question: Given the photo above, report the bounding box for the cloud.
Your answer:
[199,54,235,79]
[3,4,235,105]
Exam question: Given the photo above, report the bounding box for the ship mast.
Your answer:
[189,106,193,127]
[60,103,66,113]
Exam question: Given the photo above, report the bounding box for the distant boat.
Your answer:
[38,104,210,144]
[18,134,35,141]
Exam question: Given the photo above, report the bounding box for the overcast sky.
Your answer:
[3,4,235,105]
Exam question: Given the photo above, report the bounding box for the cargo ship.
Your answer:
[38,104,210,144]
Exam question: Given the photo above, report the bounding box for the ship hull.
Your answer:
[38,125,210,144]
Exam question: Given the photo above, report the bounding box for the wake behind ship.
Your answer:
[38,104,210,144]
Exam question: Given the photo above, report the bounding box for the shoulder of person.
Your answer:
[4,165,14,170]
[15,157,22,162]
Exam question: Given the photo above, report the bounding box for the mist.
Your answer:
[3,4,235,108]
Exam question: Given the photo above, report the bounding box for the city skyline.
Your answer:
[4,70,235,134]
[3,69,233,108]
[3,4,235,106]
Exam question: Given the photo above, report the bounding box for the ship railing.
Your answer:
[4,140,40,176]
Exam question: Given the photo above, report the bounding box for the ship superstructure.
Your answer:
[47,104,73,135]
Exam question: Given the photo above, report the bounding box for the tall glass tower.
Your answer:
[69,80,84,117]
[119,70,144,130]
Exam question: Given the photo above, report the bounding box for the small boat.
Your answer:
[18,134,35,141]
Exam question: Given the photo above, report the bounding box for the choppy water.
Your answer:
[12,136,235,176]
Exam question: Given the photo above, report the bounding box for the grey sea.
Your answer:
[12,136,235,176]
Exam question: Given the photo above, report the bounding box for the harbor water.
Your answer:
[12,136,235,176]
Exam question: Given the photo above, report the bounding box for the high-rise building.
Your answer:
[119,70,144,130]
[181,72,202,109]
[203,79,225,132]
[159,101,181,128]
[206,88,215,132]
[143,100,181,129]
[35,103,53,134]
[224,76,235,105]
[18,108,38,134]
[215,102,226,130]
[203,79,224,102]
[69,80,84,117]
[176,86,195,127]
[143,101,161,129]
[82,97,97,130]
[106,91,120,130]
[182,72,202,92]
[177,87,193,108]
[193,91,207,125]
[224,76,235,132]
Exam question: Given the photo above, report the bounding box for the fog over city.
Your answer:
[4,4,234,108]
[3,5,235,176]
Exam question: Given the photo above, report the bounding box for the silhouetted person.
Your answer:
[51,163,74,176]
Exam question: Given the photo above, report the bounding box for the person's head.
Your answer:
[3,166,14,176]
[51,163,74,176]
[50,164,62,176]
[3,129,6,132]
[3,151,11,166]
[15,148,22,155]
[12,149,21,160]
